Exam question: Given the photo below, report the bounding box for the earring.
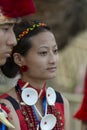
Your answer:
[20,65,28,72]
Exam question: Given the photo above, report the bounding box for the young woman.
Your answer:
[0,20,70,130]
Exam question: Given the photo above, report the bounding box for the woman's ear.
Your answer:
[13,53,24,67]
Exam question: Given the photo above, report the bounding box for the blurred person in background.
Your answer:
[74,66,87,130]
[75,65,87,94]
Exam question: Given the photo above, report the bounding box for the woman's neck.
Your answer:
[21,76,46,89]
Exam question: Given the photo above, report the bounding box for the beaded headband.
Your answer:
[17,22,47,41]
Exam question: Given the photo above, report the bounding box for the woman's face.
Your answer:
[19,31,59,80]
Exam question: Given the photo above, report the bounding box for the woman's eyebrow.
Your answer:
[39,44,57,49]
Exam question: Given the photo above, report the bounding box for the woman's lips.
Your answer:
[47,67,57,72]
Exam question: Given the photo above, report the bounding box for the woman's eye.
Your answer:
[53,49,58,54]
[38,51,47,56]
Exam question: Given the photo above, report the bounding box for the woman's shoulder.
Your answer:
[61,93,69,107]
[55,91,64,103]
[55,91,69,105]
[55,91,70,130]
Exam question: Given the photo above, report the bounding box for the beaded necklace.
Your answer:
[15,80,64,130]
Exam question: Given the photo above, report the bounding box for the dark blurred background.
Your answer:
[31,0,87,50]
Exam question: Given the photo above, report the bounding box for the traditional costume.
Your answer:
[0,0,36,129]
[0,79,65,130]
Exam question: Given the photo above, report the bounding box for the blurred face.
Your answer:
[0,23,17,65]
[21,31,59,81]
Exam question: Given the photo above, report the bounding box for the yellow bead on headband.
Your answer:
[17,22,47,41]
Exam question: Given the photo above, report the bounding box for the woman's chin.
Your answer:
[46,74,56,80]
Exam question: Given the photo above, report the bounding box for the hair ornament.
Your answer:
[17,22,47,41]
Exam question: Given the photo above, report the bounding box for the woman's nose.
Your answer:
[49,53,59,64]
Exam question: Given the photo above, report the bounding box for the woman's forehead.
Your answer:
[29,31,57,48]
[30,31,55,42]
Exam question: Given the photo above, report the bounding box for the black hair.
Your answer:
[1,20,51,78]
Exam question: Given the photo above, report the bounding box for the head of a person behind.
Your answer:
[0,0,36,66]
[0,10,18,66]
[1,20,59,82]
